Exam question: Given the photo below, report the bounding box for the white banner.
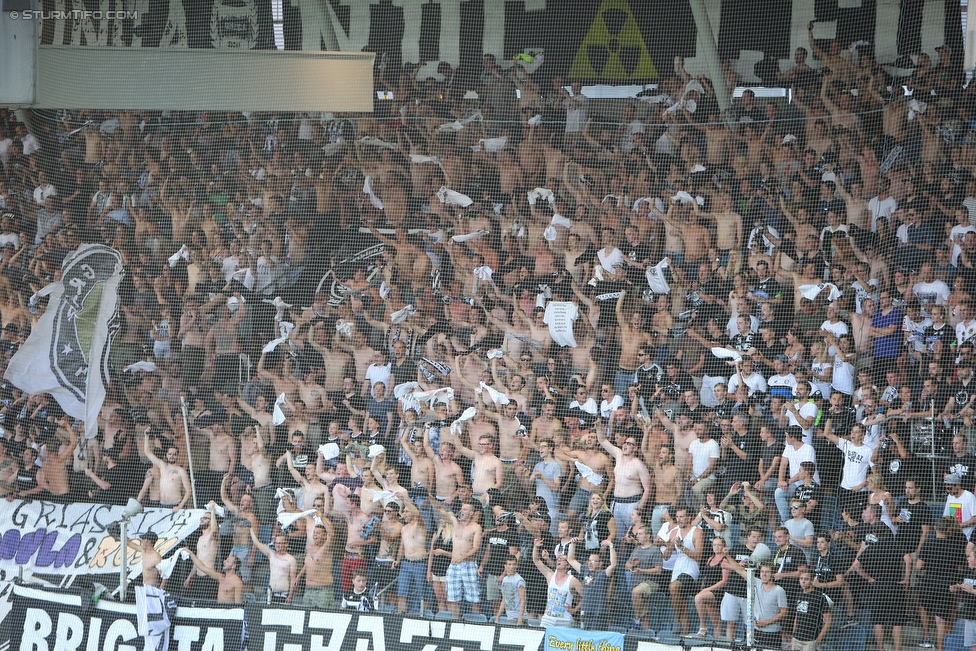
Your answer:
[0,500,202,580]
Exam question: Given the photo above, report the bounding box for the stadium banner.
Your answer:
[4,244,123,441]
[7,588,687,651]
[544,626,624,651]
[10,584,245,651]
[34,0,963,85]
[0,500,203,579]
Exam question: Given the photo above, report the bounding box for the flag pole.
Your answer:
[180,395,198,510]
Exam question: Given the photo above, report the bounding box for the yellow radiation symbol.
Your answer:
[569,0,658,80]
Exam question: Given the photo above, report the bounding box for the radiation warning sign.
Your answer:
[569,0,657,80]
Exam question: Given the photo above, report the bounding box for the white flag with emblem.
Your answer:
[4,245,124,440]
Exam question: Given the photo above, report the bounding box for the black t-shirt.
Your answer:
[772,543,802,597]
[751,277,782,314]
[947,453,976,485]
[792,482,826,530]
[857,522,897,581]
[483,526,517,576]
[725,545,753,598]
[101,461,145,505]
[793,589,830,642]
[341,588,374,611]
[812,549,842,585]
[391,359,418,386]
[622,241,653,282]
[725,432,760,484]
[895,498,933,555]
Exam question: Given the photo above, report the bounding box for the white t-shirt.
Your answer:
[868,195,897,233]
[820,319,849,356]
[851,279,879,314]
[782,442,820,484]
[786,400,819,445]
[364,363,392,390]
[957,319,976,346]
[768,373,798,400]
[597,247,626,275]
[914,280,950,316]
[688,438,720,479]
[727,371,768,397]
[832,354,855,395]
[836,438,873,490]
[945,489,976,539]
[543,301,580,348]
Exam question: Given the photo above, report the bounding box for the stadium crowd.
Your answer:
[5,29,976,651]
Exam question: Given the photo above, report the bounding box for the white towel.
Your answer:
[273,393,290,426]
[156,549,188,580]
[435,121,464,133]
[452,229,489,242]
[486,349,505,360]
[319,442,341,460]
[574,461,604,486]
[437,187,474,207]
[711,347,743,363]
[262,322,295,354]
[473,266,494,282]
[167,245,189,268]
[335,319,354,338]
[410,154,443,164]
[479,382,510,405]
[480,136,508,152]
[797,283,843,302]
[278,509,317,531]
[637,94,674,105]
[527,187,555,206]
[450,406,479,437]
[390,304,416,324]
[269,296,292,322]
[230,268,255,291]
[411,387,455,405]
[527,115,543,126]
[363,176,385,210]
[368,444,386,459]
[393,381,421,400]
[671,191,695,204]
[357,136,397,149]
[379,282,391,300]
[690,164,707,174]
[123,361,158,373]
[543,213,572,241]
[363,488,399,503]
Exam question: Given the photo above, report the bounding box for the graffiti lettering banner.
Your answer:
[0,500,202,579]
[11,585,245,651]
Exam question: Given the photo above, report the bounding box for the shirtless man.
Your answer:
[682,211,712,269]
[614,291,655,396]
[335,494,377,592]
[144,428,191,512]
[16,419,76,501]
[511,304,554,360]
[395,500,429,612]
[451,432,504,497]
[237,395,275,433]
[242,425,276,526]
[556,431,612,520]
[199,419,236,504]
[367,224,430,285]
[372,501,404,608]
[531,399,561,443]
[250,530,298,604]
[132,532,163,587]
[699,193,741,257]
[479,401,524,485]
[285,451,331,511]
[599,418,651,539]
[433,499,484,616]
[182,549,244,603]
[294,509,336,608]
[220,473,259,590]
[655,408,698,474]
[650,447,683,536]
[425,433,464,504]
[336,329,380,381]
[184,502,220,596]
[305,324,353,393]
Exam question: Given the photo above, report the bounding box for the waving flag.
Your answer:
[5,245,123,440]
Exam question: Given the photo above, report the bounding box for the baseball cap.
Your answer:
[945,475,962,484]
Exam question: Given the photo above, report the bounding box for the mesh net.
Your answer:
[0,0,973,645]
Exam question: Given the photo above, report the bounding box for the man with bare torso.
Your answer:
[480,401,525,490]
[599,419,651,539]
[557,431,612,520]
[133,532,162,587]
[144,429,191,512]
[452,432,504,497]
[426,434,464,503]
[434,499,484,616]
[395,500,428,612]
[294,508,336,608]
[183,549,244,603]
[250,530,298,604]
[183,502,220,598]
[199,419,236,504]
[372,501,404,607]
[614,291,655,396]
[16,420,76,502]
[336,494,377,592]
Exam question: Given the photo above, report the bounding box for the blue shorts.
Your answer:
[446,561,480,603]
[397,559,427,597]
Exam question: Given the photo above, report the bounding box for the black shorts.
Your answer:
[672,573,697,593]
